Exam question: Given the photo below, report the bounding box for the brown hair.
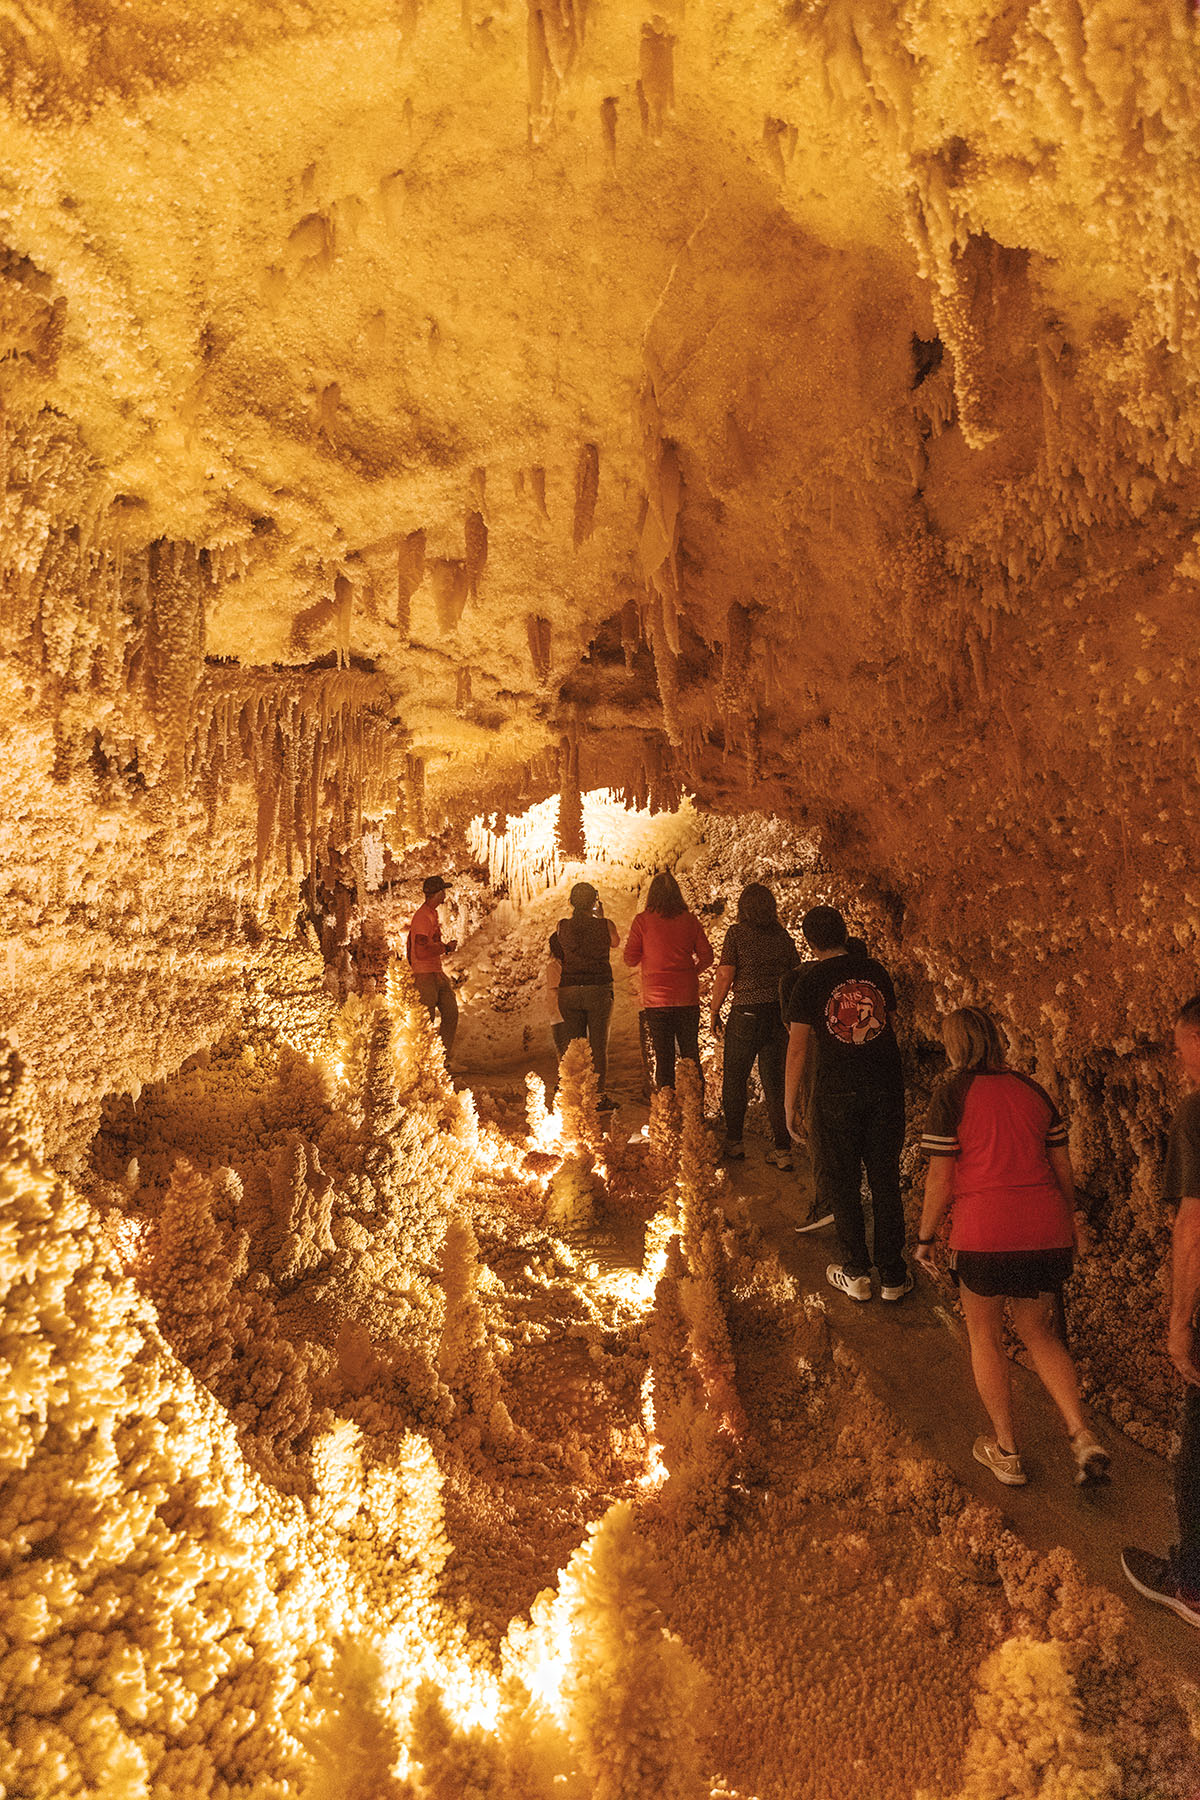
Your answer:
[941,1006,1007,1072]
[646,870,688,918]
[737,883,779,929]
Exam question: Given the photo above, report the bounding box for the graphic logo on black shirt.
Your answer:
[825,979,887,1046]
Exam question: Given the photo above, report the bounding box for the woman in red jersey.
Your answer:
[915,1006,1109,1490]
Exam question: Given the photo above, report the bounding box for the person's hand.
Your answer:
[1168,1320,1200,1387]
[710,1011,723,1036]
[913,1239,938,1274]
[1073,1209,1093,1255]
[786,1106,805,1145]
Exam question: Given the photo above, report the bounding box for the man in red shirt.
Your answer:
[407,875,459,1055]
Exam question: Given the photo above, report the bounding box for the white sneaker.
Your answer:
[880,1272,914,1302]
[795,1205,835,1234]
[973,1435,1027,1486]
[826,1264,871,1302]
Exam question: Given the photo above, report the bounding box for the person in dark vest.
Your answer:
[407,874,458,1055]
[782,905,910,1302]
[548,882,620,1108]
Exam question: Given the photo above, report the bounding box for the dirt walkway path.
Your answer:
[720,1146,1197,1678]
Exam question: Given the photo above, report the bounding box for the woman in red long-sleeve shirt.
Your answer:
[624,870,713,1090]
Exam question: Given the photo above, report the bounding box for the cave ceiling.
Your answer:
[4,1,1200,1047]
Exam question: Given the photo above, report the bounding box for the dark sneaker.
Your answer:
[826,1264,871,1302]
[1121,1548,1200,1627]
[720,1140,746,1161]
[596,1095,618,1113]
[973,1435,1027,1486]
[1070,1429,1110,1486]
[795,1204,835,1234]
[764,1146,793,1170]
[880,1272,914,1303]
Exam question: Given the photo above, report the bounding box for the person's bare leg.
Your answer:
[1010,1294,1086,1438]
[959,1288,1017,1452]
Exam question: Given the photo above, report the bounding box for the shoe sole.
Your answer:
[972,1444,1027,1486]
[795,1213,835,1233]
[880,1286,913,1302]
[1121,1555,1200,1627]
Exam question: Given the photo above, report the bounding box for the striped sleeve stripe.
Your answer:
[920,1133,959,1156]
[1046,1122,1069,1146]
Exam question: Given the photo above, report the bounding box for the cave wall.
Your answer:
[2,0,1200,1172]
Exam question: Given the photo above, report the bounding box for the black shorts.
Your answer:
[950,1247,1074,1299]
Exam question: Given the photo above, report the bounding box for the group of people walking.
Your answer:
[409,865,1200,1633]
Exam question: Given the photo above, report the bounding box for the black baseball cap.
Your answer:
[423,874,450,898]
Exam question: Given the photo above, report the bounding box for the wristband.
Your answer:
[917,1235,936,1246]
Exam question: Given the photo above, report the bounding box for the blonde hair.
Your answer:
[941,1006,1007,1071]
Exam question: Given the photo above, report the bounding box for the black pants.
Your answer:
[553,984,614,1092]
[1178,1383,1200,1587]
[722,1002,789,1147]
[642,1004,700,1089]
[808,1085,906,1284]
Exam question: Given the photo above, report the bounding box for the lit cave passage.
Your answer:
[4,1,1200,1795]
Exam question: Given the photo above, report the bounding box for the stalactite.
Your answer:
[527,613,553,682]
[397,528,426,643]
[638,22,675,141]
[430,557,469,634]
[556,726,584,860]
[464,508,488,598]
[600,95,618,169]
[404,753,426,839]
[648,590,682,748]
[572,443,599,546]
[334,573,354,667]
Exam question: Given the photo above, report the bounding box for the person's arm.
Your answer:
[914,1160,956,1270]
[784,1022,810,1139]
[1169,1197,1200,1387]
[1046,1144,1079,1243]
[546,956,562,1017]
[606,919,620,948]
[693,922,714,974]
[710,964,734,1033]
[622,915,643,965]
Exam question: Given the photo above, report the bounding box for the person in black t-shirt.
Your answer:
[1121,994,1200,1629]
[781,905,909,1303]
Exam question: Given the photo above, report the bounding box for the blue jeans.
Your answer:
[721,1002,789,1147]
[553,984,614,1091]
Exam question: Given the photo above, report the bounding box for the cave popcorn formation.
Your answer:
[3,0,1200,1794]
